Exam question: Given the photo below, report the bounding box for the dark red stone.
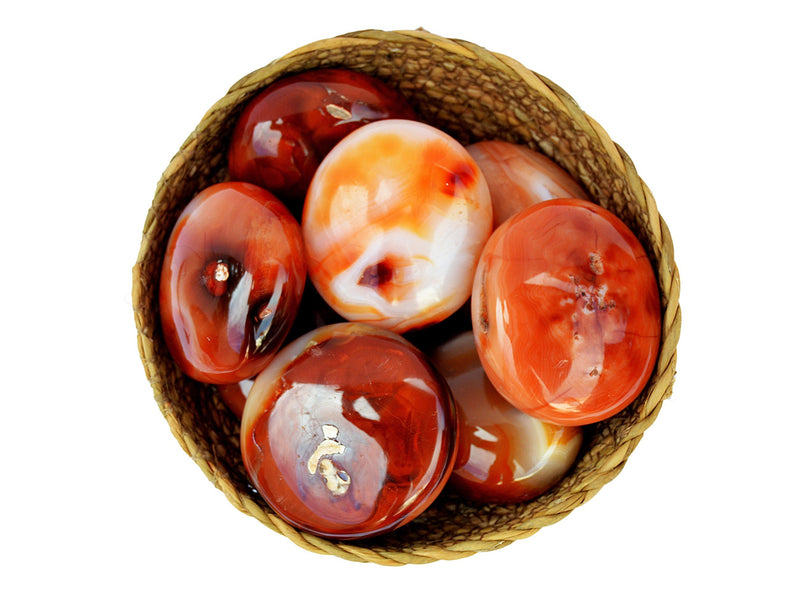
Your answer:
[241,323,457,540]
[227,69,417,210]
[159,182,306,384]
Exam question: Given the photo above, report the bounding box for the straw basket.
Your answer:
[132,28,681,565]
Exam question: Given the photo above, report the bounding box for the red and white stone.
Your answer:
[303,120,492,333]
[431,332,582,503]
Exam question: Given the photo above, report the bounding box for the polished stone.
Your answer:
[241,323,457,539]
[303,119,493,333]
[228,69,417,211]
[431,332,582,503]
[159,182,306,384]
[467,140,590,228]
[472,198,661,425]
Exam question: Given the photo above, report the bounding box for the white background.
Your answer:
[2,1,798,594]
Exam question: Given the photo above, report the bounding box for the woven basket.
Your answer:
[132,28,681,565]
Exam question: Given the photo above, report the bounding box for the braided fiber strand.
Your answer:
[132,29,681,565]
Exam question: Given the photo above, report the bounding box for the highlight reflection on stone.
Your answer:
[241,323,457,540]
[472,198,662,426]
[159,182,306,384]
[431,332,582,503]
[467,140,590,228]
[303,120,493,333]
[228,69,417,210]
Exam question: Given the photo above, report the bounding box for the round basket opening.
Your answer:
[132,28,680,565]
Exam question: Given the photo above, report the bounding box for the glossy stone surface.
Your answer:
[159,182,306,384]
[228,69,417,210]
[472,198,661,426]
[467,140,590,228]
[241,323,457,540]
[431,332,582,503]
[303,119,493,333]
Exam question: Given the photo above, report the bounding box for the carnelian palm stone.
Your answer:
[228,68,417,211]
[159,182,306,384]
[302,119,492,334]
[472,198,661,426]
[241,323,457,540]
[431,332,583,503]
[466,140,590,228]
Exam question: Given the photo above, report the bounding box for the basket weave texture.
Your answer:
[132,29,681,565]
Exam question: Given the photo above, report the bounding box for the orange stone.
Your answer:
[302,119,492,333]
[472,198,661,426]
[431,332,582,503]
[467,140,590,228]
[241,323,457,539]
[159,182,306,384]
